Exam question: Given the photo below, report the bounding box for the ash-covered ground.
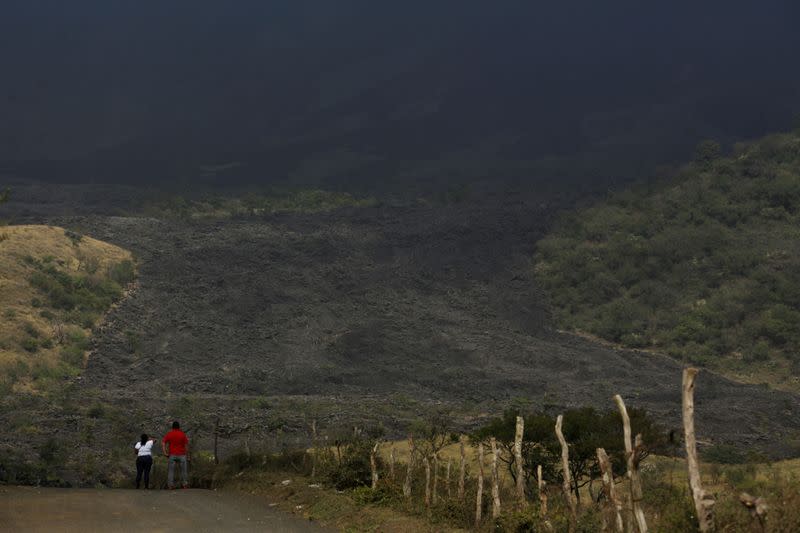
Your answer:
[4,182,800,461]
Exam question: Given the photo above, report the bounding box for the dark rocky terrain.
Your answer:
[3,182,800,462]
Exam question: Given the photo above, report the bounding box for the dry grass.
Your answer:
[0,225,132,392]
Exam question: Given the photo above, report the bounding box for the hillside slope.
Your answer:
[535,132,800,390]
[33,205,800,460]
[0,225,133,394]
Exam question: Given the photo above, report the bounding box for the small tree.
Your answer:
[410,413,451,459]
[473,407,666,502]
[694,139,722,168]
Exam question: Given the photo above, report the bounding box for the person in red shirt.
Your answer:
[162,420,190,489]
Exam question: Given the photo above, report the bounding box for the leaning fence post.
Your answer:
[555,415,577,533]
[613,394,648,533]
[683,368,715,532]
[597,447,624,532]
[475,442,485,527]
[515,415,526,508]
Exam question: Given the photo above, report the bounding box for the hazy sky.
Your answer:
[2,1,798,185]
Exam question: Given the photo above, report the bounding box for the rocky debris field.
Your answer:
[3,184,800,460]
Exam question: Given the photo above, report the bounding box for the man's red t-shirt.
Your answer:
[162,429,189,456]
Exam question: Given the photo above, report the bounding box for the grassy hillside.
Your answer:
[0,225,134,394]
[535,132,800,390]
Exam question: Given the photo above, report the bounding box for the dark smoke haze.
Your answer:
[1,1,798,189]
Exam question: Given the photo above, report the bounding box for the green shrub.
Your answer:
[318,434,383,491]
[109,260,135,286]
[21,337,39,352]
[23,322,41,338]
[351,486,395,506]
[702,444,747,464]
[61,345,85,366]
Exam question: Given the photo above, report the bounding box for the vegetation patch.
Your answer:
[535,133,800,389]
[0,225,134,392]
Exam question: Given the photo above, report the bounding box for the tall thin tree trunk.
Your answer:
[514,415,526,508]
[614,395,648,533]
[490,437,502,519]
[682,368,715,532]
[555,415,577,533]
[458,436,467,500]
[475,443,485,528]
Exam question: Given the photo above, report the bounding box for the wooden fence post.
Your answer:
[555,415,577,533]
[389,445,395,479]
[515,415,526,508]
[213,417,220,465]
[432,453,439,505]
[476,443,484,527]
[424,456,432,513]
[683,368,715,532]
[538,464,554,531]
[403,434,415,500]
[613,395,648,533]
[370,441,380,490]
[537,464,548,517]
[446,458,452,499]
[458,436,467,500]
[597,447,624,532]
[490,437,502,519]
[310,419,317,478]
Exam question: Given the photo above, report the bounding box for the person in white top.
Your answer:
[134,434,154,489]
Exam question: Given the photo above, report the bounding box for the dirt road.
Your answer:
[0,486,327,533]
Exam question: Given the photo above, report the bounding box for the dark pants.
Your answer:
[135,455,153,489]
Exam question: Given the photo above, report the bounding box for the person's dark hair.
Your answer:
[172,420,180,429]
[140,433,148,446]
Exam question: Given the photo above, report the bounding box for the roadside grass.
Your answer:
[179,442,800,532]
[0,225,134,392]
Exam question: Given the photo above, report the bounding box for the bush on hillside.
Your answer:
[535,132,800,376]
